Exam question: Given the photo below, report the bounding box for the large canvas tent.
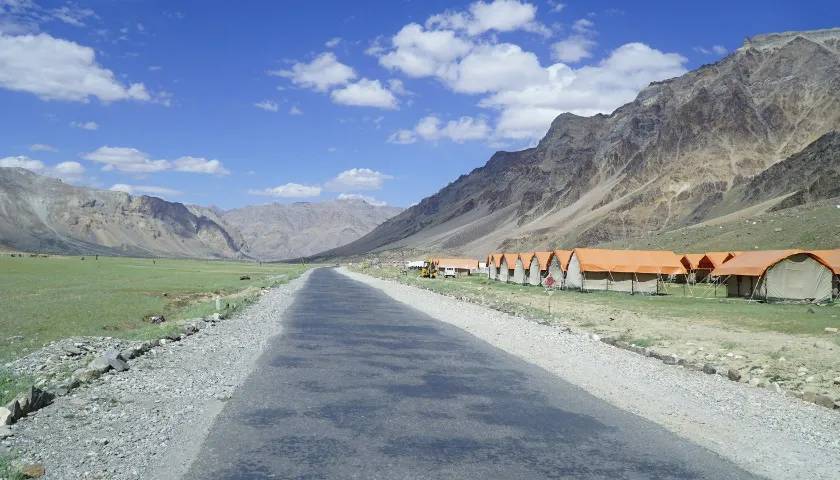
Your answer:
[513,253,532,285]
[806,249,840,299]
[712,250,833,302]
[545,250,571,288]
[487,253,501,280]
[566,249,686,294]
[532,251,554,286]
[498,253,517,283]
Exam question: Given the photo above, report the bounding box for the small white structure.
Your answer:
[406,260,426,270]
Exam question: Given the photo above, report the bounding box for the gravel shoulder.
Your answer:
[4,270,311,480]
[339,267,840,480]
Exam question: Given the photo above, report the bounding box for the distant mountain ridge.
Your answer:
[0,167,402,259]
[320,28,840,258]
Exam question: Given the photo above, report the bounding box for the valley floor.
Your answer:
[340,268,840,480]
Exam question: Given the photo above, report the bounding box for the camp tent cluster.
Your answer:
[485,248,840,302]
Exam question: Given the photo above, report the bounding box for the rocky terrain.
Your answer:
[0,168,401,260]
[222,199,402,261]
[323,28,840,258]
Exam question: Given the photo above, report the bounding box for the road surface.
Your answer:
[185,268,760,479]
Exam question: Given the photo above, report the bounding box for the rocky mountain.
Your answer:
[221,200,403,261]
[0,167,245,258]
[322,28,840,258]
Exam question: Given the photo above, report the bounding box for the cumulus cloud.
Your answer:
[172,156,230,175]
[325,37,341,48]
[248,183,322,198]
[379,23,472,78]
[83,147,229,175]
[330,78,398,109]
[29,143,56,152]
[254,100,278,112]
[551,18,597,63]
[0,32,151,102]
[110,183,182,198]
[427,0,548,36]
[271,52,356,91]
[389,115,491,144]
[337,193,387,206]
[70,120,98,130]
[0,155,86,182]
[325,168,393,191]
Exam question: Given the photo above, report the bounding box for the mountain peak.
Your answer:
[741,27,840,52]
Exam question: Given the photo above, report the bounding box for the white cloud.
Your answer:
[84,147,169,173]
[50,5,97,27]
[330,78,398,109]
[29,143,56,152]
[325,37,341,48]
[552,36,596,62]
[326,168,393,191]
[172,156,230,176]
[70,120,98,130]
[695,45,727,56]
[271,52,356,91]
[254,100,278,112]
[337,193,387,206]
[551,18,597,63]
[0,155,45,171]
[110,183,182,198]
[289,105,303,115]
[84,147,230,175]
[248,183,322,198]
[390,115,491,144]
[446,42,547,94]
[379,23,472,78]
[0,155,86,182]
[0,32,150,102]
[427,0,548,36]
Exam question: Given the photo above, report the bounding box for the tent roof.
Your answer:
[702,251,736,268]
[810,249,840,274]
[680,253,704,270]
[572,248,686,275]
[434,258,479,270]
[711,249,812,277]
[534,251,553,270]
[518,252,536,266]
[553,250,573,271]
[500,253,518,268]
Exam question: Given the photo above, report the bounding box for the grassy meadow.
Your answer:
[0,255,309,363]
[359,266,840,337]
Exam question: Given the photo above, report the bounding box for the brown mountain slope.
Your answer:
[0,167,245,258]
[322,28,840,258]
[222,200,403,261]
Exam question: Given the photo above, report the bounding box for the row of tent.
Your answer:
[486,249,840,302]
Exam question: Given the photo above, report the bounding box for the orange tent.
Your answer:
[500,253,518,269]
[572,248,686,275]
[809,249,840,275]
[680,253,704,270]
[534,251,553,271]
[519,252,536,266]
[711,250,812,277]
[553,250,573,271]
[434,258,479,270]
[700,252,736,270]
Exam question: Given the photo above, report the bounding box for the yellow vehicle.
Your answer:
[419,260,437,278]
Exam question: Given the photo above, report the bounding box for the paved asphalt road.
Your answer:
[185,268,760,479]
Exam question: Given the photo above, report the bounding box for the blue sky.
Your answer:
[1,0,838,209]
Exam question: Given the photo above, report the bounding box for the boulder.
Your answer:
[120,346,141,361]
[662,355,679,365]
[0,407,13,425]
[26,387,55,411]
[702,364,717,375]
[20,464,45,478]
[727,369,742,381]
[102,350,129,372]
[814,394,836,409]
[4,399,23,422]
[88,356,112,373]
[148,315,166,324]
[183,324,198,336]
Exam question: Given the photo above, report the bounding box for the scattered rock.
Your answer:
[120,345,142,361]
[20,463,46,478]
[239,275,251,280]
[702,363,717,375]
[0,407,13,425]
[148,315,166,324]
[662,354,679,365]
[824,327,838,333]
[183,324,198,336]
[102,350,129,372]
[0,425,12,439]
[5,399,24,422]
[728,369,742,381]
[87,356,112,373]
[813,394,836,409]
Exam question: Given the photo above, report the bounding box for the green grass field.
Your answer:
[362,267,840,337]
[0,255,309,363]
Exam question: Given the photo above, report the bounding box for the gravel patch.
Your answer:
[339,268,840,480]
[3,270,310,479]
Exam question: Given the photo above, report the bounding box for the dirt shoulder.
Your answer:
[339,267,840,480]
